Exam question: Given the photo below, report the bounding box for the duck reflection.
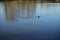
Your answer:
[5,1,36,21]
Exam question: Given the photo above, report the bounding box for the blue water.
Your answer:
[0,2,60,40]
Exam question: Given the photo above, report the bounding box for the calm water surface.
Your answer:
[0,1,60,40]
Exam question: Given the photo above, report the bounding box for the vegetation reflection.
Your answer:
[5,1,36,21]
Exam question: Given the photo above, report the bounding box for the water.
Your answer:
[0,1,60,40]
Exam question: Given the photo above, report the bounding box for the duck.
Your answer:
[38,16,40,18]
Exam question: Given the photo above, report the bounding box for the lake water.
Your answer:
[0,1,60,40]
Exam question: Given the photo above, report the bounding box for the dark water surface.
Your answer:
[0,1,60,40]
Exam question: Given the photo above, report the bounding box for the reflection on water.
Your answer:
[0,1,60,40]
[4,1,60,21]
[5,1,36,21]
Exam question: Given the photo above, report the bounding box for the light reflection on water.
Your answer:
[0,1,60,40]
